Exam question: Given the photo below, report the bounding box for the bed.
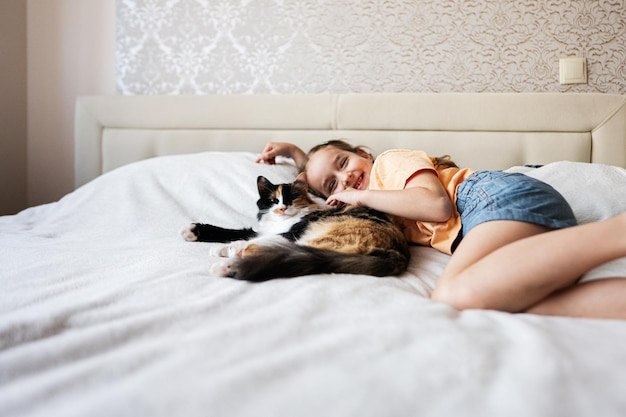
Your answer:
[2,93,626,417]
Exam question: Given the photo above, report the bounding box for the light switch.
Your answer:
[559,57,587,84]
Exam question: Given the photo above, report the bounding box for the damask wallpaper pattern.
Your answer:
[117,0,626,94]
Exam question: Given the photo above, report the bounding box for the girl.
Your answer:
[257,140,626,320]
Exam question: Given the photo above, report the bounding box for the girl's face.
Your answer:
[305,146,373,198]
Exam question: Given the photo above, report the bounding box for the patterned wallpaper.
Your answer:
[116,0,626,95]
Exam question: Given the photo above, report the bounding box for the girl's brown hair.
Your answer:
[431,154,458,169]
[306,139,458,169]
[306,139,370,160]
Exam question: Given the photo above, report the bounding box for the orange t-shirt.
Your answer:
[369,150,476,254]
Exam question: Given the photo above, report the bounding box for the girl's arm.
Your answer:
[256,142,308,170]
[327,171,452,222]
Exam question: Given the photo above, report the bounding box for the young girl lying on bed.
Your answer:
[257,140,626,320]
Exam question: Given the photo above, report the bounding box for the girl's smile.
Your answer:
[305,146,373,197]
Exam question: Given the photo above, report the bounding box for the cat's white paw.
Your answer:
[227,241,248,258]
[180,224,198,241]
[210,245,229,257]
[210,241,248,257]
[210,260,232,277]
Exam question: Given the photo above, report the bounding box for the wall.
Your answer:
[7,0,626,210]
[118,0,626,95]
[27,0,116,208]
[0,0,27,215]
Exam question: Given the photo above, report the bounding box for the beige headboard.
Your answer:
[75,93,626,188]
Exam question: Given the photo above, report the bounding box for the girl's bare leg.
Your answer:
[525,278,626,319]
[431,212,626,314]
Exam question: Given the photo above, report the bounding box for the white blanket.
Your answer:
[1,153,626,417]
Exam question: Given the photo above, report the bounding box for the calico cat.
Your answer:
[181,175,410,282]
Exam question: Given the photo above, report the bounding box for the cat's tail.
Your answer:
[224,242,410,282]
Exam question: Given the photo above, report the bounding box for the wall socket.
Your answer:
[559,57,587,84]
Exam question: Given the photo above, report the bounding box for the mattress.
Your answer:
[2,151,626,417]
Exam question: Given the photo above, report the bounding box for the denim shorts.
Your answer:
[454,171,577,247]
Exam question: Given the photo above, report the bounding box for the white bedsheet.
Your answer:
[1,153,626,417]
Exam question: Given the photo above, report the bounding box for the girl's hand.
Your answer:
[256,142,308,169]
[326,188,363,207]
[256,142,283,164]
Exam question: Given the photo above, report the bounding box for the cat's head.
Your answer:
[256,175,317,219]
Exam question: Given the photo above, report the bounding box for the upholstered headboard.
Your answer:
[74,93,626,188]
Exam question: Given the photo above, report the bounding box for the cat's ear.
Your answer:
[293,173,309,193]
[257,176,273,192]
